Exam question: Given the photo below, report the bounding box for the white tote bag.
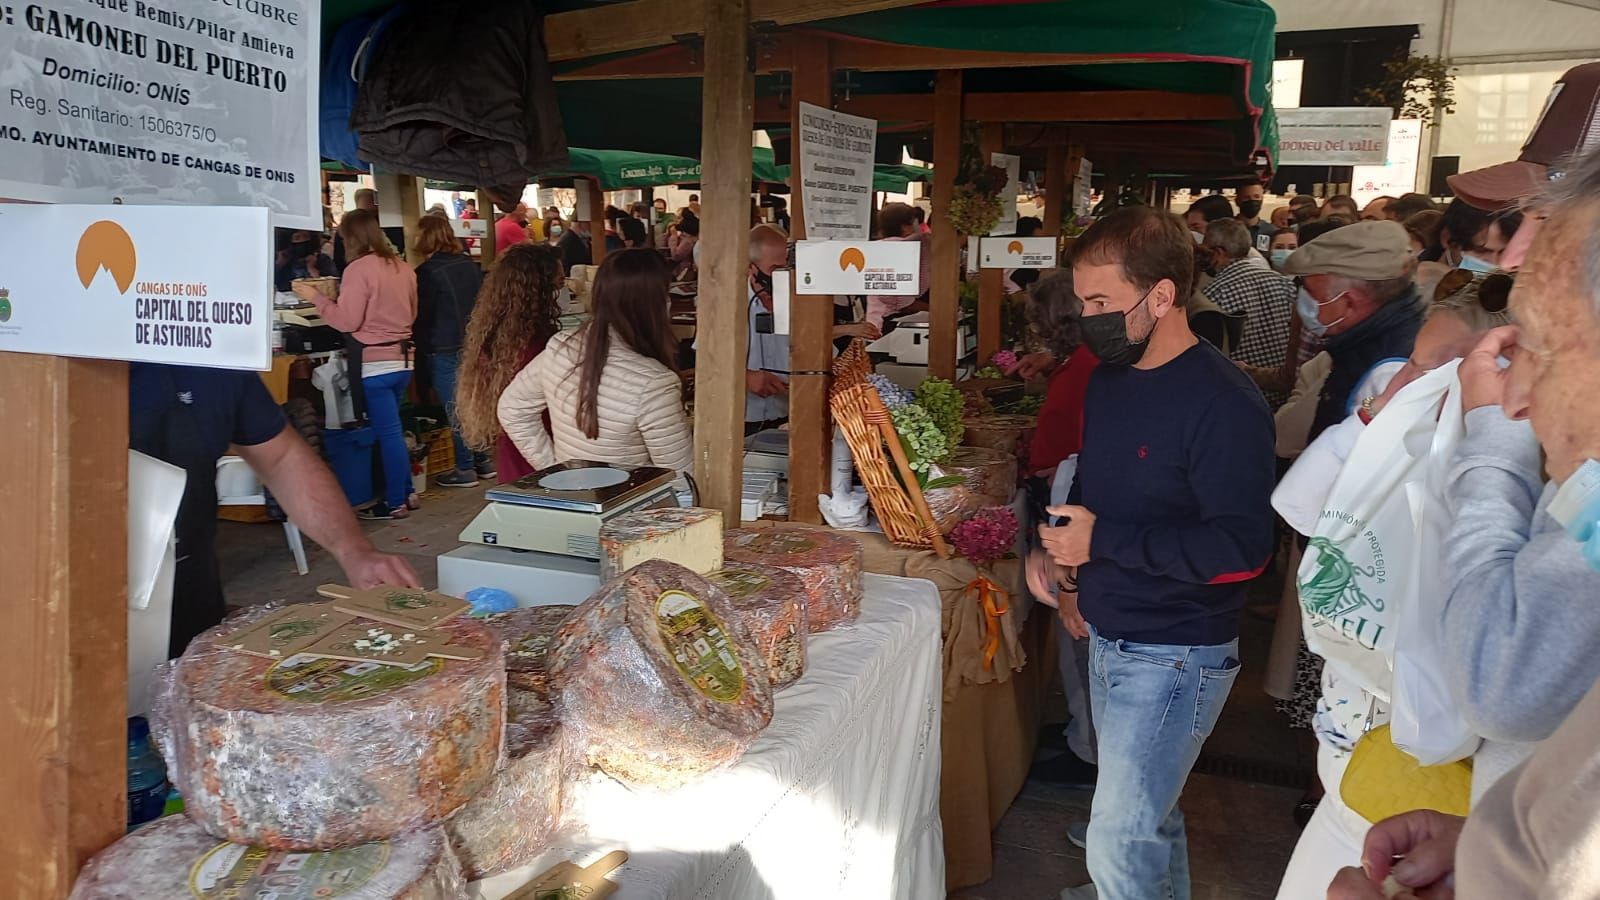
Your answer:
[1297,361,1462,701]
[1391,368,1481,764]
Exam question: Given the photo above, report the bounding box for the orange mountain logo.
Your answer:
[76,221,137,294]
[1007,240,1025,255]
[838,247,867,272]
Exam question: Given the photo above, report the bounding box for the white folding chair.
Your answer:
[215,456,308,576]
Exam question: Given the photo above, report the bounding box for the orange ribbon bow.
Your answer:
[966,574,1011,671]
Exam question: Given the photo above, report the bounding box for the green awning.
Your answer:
[772,162,933,194]
[544,148,703,189]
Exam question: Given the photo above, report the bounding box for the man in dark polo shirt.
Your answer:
[130,363,420,656]
[1036,208,1276,900]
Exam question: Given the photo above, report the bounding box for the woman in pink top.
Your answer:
[865,203,932,329]
[294,209,418,519]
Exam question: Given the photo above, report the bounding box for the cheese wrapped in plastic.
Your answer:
[708,562,808,690]
[724,527,865,633]
[446,692,565,879]
[551,560,772,788]
[481,604,576,699]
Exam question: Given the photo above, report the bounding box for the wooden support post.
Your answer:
[586,178,608,267]
[1043,140,1067,238]
[785,33,832,525]
[476,189,498,268]
[0,355,128,897]
[691,0,754,523]
[975,123,1004,364]
[396,175,424,262]
[928,69,962,381]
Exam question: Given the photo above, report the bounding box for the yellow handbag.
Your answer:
[1340,724,1473,824]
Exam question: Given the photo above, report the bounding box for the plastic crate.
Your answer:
[323,426,377,507]
[423,428,457,475]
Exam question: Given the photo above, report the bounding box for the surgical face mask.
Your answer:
[1457,252,1499,274]
[1080,286,1156,367]
[1549,460,1600,572]
[1190,230,1205,244]
[1269,248,1294,270]
[550,225,563,238]
[1296,286,1347,338]
[1238,198,1263,218]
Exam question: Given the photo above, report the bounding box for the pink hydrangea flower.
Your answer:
[950,506,1020,565]
[992,349,1020,375]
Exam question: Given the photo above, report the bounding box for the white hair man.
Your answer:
[1198,218,1298,407]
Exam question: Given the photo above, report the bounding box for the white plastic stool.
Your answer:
[216,456,309,576]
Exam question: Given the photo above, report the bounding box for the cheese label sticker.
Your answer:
[736,531,818,556]
[707,568,773,600]
[510,632,555,666]
[189,840,390,899]
[266,653,442,703]
[656,590,745,703]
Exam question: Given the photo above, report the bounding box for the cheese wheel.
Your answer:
[481,605,577,698]
[724,528,865,633]
[68,815,464,900]
[446,692,565,880]
[599,506,723,580]
[159,610,505,850]
[708,562,808,690]
[552,560,773,788]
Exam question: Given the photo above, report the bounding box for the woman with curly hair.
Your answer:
[497,249,692,473]
[456,244,565,484]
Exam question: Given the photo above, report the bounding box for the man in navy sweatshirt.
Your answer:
[1038,207,1276,900]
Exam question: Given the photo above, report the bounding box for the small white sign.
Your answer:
[772,268,792,335]
[794,240,921,296]
[1272,58,1304,110]
[0,204,271,369]
[979,236,1057,269]
[990,152,1021,236]
[450,218,489,240]
[1074,157,1094,216]
[1352,119,1424,208]
[1276,108,1392,166]
[796,101,877,240]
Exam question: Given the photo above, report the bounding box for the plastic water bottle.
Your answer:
[126,716,168,831]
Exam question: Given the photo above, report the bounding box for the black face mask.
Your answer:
[1238,198,1263,218]
[290,240,318,260]
[1080,286,1156,367]
[752,269,774,294]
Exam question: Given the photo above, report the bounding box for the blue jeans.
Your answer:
[1085,625,1240,900]
[363,369,413,508]
[427,351,476,473]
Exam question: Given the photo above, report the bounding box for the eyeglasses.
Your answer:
[1434,269,1513,313]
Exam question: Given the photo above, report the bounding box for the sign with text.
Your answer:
[989,152,1021,236]
[1352,119,1423,208]
[979,236,1057,269]
[1,0,321,229]
[796,101,876,239]
[794,240,921,296]
[450,217,488,240]
[0,204,271,368]
[1073,157,1094,216]
[1276,108,1391,166]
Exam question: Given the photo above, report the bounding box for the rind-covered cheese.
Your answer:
[724,528,865,633]
[708,562,808,690]
[68,814,464,900]
[551,560,772,788]
[446,692,565,880]
[157,608,505,850]
[481,605,576,698]
[599,506,723,580]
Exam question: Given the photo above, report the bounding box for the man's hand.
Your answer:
[1040,504,1096,567]
[1460,325,1518,412]
[1358,810,1465,898]
[1056,586,1088,639]
[1326,868,1387,900]
[337,547,422,590]
[834,322,882,342]
[1014,350,1057,378]
[745,370,789,398]
[1024,550,1062,608]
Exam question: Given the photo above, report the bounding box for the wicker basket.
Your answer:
[290,276,340,300]
[962,413,1038,455]
[831,338,873,395]
[831,380,950,556]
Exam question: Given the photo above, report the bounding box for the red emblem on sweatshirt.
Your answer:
[1138,446,1149,459]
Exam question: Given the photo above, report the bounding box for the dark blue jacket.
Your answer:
[414,252,483,355]
[1310,289,1425,442]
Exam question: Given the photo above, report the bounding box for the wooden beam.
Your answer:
[557,35,795,80]
[476,189,498,268]
[785,33,832,526]
[691,0,754,523]
[396,175,424,263]
[976,123,1004,365]
[1043,140,1067,238]
[759,90,1235,127]
[0,355,127,897]
[928,69,962,382]
[545,0,926,62]
[585,178,608,268]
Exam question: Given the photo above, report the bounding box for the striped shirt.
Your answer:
[1202,259,1296,406]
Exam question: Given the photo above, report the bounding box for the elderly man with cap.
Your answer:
[1279,221,1424,444]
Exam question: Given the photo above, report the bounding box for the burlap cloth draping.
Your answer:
[748,522,1054,890]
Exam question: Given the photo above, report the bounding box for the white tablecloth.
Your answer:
[473,573,945,899]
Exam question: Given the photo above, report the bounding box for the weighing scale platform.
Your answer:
[437,544,602,608]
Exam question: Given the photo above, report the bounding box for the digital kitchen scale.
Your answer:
[458,461,677,558]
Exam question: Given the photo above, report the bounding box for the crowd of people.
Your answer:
[1015,61,1600,900]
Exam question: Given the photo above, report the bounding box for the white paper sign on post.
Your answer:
[0,0,322,229]
[989,153,1021,235]
[796,101,877,239]
[0,204,272,369]
[1074,158,1094,216]
[794,240,921,296]
[1352,119,1423,208]
[979,237,1057,269]
[450,218,489,240]
[1276,108,1392,166]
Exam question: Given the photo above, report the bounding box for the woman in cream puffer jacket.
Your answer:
[498,249,692,472]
